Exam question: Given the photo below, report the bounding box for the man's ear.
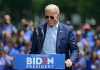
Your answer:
[57,14,60,19]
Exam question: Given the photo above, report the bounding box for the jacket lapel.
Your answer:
[41,23,47,49]
[56,23,63,50]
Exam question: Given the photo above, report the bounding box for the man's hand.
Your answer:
[65,59,73,67]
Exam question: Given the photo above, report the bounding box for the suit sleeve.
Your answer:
[68,28,79,64]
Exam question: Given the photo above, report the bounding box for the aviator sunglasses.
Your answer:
[45,16,54,19]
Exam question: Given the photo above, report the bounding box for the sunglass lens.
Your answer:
[50,16,54,19]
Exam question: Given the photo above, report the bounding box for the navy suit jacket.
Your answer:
[30,22,79,64]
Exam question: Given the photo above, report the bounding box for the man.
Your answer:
[3,15,17,34]
[30,4,79,69]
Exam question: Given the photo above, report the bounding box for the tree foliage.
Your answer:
[0,0,100,24]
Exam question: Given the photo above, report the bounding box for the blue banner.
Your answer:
[13,54,65,69]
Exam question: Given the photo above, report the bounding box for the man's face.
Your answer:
[45,10,59,27]
[4,15,11,25]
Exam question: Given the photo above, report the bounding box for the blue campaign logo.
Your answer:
[13,54,65,69]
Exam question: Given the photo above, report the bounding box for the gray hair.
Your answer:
[45,4,60,15]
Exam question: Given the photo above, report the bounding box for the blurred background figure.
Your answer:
[66,20,73,29]
[2,14,17,35]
